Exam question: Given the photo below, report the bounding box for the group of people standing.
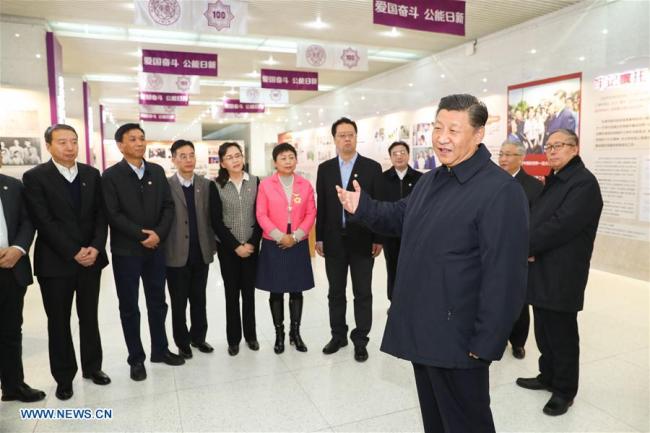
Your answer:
[1,93,603,433]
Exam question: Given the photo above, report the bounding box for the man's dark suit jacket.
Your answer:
[528,156,603,312]
[316,154,382,256]
[515,169,544,206]
[101,159,174,256]
[0,174,35,287]
[22,160,108,277]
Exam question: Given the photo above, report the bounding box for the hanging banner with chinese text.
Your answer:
[134,0,247,34]
[261,69,318,91]
[296,43,368,71]
[142,49,218,76]
[140,112,176,122]
[239,87,289,105]
[139,72,201,94]
[222,99,265,113]
[139,91,189,106]
[373,0,465,36]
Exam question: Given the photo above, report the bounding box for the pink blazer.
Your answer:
[256,173,316,241]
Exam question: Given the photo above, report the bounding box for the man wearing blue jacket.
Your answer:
[337,94,529,433]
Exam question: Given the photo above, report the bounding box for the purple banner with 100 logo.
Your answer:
[142,49,218,76]
[373,0,465,36]
[261,68,318,91]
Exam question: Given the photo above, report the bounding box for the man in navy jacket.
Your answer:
[337,94,529,433]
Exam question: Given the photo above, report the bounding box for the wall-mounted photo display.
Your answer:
[507,73,582,177]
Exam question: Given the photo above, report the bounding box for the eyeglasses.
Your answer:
[498,152,522,158]
[335,133,356,139]
[391,150,408,156]
[222,153,243,161]
[176,153,195,161]
[545,142,575,152]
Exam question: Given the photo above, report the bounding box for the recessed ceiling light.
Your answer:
[440,74,445,79]
[308,119,312,123]
[298,121,303,126]
[482,77,488,83]
[530,49,537,54]
[35,54,41,59]
[318,108,324,113]
[360,95,366,100]
[578,56,586,61]
[602,28,608,34]
[14,33,20,38]
[320,122,324,126]
[246,69,260,78]
[305,16,329,29]
[482,88,488,93]
[408,82,414,87]
[262,55,279,66]
[376,111,380,115]
[383,27,400,37]
[226,87,237,95]
[344,101,349,106]
[70,88,75,92]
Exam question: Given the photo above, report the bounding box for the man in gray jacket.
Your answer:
[165,140,217,359]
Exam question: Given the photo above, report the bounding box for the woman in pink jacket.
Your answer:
[256,143,316,354]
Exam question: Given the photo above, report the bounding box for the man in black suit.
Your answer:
[23,124,111,400]
[498,140,543,360]
[0,154,46,403]
[316,117,382,362]
[101,123,183,382]
[517,129,603,416]
[377,141,422,301]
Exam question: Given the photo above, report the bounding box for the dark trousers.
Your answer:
[533,306,579,399]
[112,249,169,365]
[324,239,374,346]
[382,238,400,301]
[269,292,302,301]
[412,363,495,433]
[0,269,26,393]
[38,268,102,385]
[166,261,209,349]
[509,304,530,348]
[217,244,257,346]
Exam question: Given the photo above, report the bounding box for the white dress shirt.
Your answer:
[176,172,194,187]
[52,159,78,183]
[0,194,26,254]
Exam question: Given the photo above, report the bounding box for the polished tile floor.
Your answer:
[1,256,648,433]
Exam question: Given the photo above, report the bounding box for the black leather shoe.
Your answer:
[82,370,111,385]
[179,346,193,359]
[322,338,348,354]
[543,394,573,416]
[516,377,549,391]
[191,341,214,353]
[1,383,46,402]
[246,340,260,351]
[151,350,185,366]
[130,363,147,381]
[55,383,73,400]
[228,345,239,356]
[512,346,526,359]
[354,346,369,362]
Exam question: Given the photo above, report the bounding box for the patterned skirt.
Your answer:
[255,238,314,293]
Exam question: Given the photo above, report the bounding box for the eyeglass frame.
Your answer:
[222,153,243,162]
[545,141,576,152]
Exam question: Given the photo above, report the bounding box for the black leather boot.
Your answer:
[289,297,308,352]
[269,298,285,354]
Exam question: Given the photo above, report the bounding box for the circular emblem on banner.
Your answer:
[204,0,235,31]
[306,44,327,67]
[147,73,164,90]
[246,88,260,101]
[148,0,181,26]
[176,76,191,91]
[340,47,361,69]
[269,90,282,102]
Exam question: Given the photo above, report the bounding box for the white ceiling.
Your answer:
[1,0,581,131]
